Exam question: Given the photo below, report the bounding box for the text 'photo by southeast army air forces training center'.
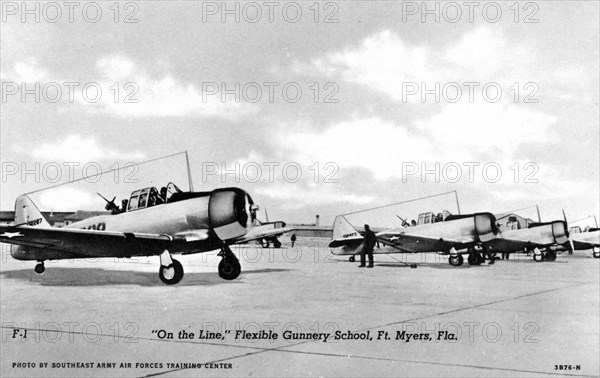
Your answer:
[0,1,599,377]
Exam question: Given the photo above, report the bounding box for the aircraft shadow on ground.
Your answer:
[374,262,494,270]
[0,267,290,287]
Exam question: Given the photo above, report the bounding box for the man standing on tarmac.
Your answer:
[359,224,377,268]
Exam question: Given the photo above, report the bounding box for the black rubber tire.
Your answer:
[34,263,45,274]
[273,239,282,248]
[219,257,241,280]
[159,259,184,285]
[467,253,479,265]
[449,255,463,267]
[545,250,557,262]
[349,255,355,262]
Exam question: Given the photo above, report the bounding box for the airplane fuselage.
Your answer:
[69,197,211,235]
[332,215,495,256]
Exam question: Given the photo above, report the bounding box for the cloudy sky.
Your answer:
[1,1,598,226]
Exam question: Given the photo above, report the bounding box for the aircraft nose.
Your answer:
[552,221,569,245]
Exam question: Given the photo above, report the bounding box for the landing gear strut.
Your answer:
[218,245,241,280]
[158,250,184,285]
[34,262,45,274]
[448,248,464,267]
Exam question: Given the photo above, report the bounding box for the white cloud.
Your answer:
[96,56,135,80]
[32,134,145,161]
[314,30,436,101]
[4,55,256,119]
[12,57,49,82]
[92,55,257,119]
[274,99,557,181]
[314,26,538,102]
[275,117,427,180]
[256,183,374,208]
[415,101,557,160]
[37,187,95,211]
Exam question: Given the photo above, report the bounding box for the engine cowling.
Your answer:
[551,221,569,245]
[474,212,499,242]
[208,188,256,241]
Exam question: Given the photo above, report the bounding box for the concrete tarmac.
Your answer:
[1,237,598,377]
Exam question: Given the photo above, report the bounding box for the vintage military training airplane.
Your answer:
[329,211,500,267]
[568,227,600,258]
[0,182,292,285]
[486,220,573,262]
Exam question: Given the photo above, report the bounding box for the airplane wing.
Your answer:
[232,225,296,244]
[328,214,491,253]
[486,221,571,253]
[375,232,467,253]
[0,225,175,259]
[485,238,544,252]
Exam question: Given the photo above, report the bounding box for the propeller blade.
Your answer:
[569,239,575,254]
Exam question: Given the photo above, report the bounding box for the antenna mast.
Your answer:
[185,150,194,192]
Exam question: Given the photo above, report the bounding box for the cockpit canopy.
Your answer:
[127,182,182,212]
[417,210,451,225]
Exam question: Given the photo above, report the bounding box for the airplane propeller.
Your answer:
[562,209,576,254]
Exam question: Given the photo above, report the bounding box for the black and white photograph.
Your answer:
[1,1,599,376]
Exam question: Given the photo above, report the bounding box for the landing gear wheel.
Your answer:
[159,259,184,285]
[545,250,557,262]
[593,248,599,258]
[449,255,464,267]
[219,258,241,280]
[273,239,282,248]
[349,255,355,262]
[34,262,45,274]
[261,239,270,248]
[533,253,544,262]
[468,253,482,266]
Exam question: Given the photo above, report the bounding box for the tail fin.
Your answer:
[14,195,51,227]
[329,215,364,248]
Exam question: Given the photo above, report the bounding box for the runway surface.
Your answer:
[1,237,598,377]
